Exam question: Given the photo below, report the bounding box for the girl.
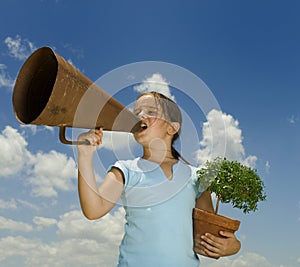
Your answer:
[77,91,240,266]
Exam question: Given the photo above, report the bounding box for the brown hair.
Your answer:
[137,91,190,165]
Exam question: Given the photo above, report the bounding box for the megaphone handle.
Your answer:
[59,126,90,145]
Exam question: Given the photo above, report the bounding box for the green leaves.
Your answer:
[197,158,266,214]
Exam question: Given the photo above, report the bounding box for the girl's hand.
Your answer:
[200,231,241,259]
[77,128,103,156]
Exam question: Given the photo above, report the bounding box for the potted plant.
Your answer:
[193,157,266,257]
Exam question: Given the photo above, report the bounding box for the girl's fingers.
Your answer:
[219,231,234,238]
[200,231,241,258]
[89,131,102,146]
[201,233,221,248]
[78,128,103,146]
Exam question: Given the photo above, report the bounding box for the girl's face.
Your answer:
[133,95,170,146]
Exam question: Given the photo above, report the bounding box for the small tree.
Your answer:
[197,157,266,214]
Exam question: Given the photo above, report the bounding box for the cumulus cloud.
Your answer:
[57,208,125,243]
[16,199,40,211]
[196,109,257,168]
[0,126,32,177]
[0,207,125,266]
[1,237,118,267]
[0,236,39,262]
[20,124,54,135]
[287,115,298,124]
[200,252,273,267]
[4,35,36,61]
[0,64,14,89]
[28,150,77,197]
[134,73,175,101]
[0,126,77,198]
[0,216,33,232]
[265,160,270,174]
[33,216,57,231]
[0,199,17,210]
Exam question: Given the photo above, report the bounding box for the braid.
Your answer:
[171,145,191,165]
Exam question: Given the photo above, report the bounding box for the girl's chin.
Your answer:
[133,132,144,141]
[133,133,149,145]
[134,128,146,136]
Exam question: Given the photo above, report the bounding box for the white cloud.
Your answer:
[265,160,270,174]
[33,216,57,230]
[0,126,32,177]
[66,58,81,71]
[0,216,33,232]
[0,207,125,266]
[20,125,54,135]
[287,115,298,124]
[133,73,175,101]
[0,236,54,263]
[17,199,40,211]
[200,252,273,267]
[0,126,77,198]
[56,208,125,244]
[196,109,257,168]
[0,236,33,261]
[242,155,257,169]
[0,199,17,210]
[28,150,77,197]
[0,64,14,89]
[4,35,36,61]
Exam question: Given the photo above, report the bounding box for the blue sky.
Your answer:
[0,1,299,266]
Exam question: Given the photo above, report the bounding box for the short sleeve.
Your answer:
[190,166,204,199]
[107,161,129,189]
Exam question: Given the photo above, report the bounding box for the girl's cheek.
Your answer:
[148,117,160,124]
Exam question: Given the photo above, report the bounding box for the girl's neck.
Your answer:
[142,147,175,164]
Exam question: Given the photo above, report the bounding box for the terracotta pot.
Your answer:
[192,208,240,257]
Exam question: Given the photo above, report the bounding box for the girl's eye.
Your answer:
[133,110,140,116]
[133,107,159,117]
[147,111,156,116]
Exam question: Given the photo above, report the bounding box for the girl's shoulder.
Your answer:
[113,157,140,171]
[180,162,199,179]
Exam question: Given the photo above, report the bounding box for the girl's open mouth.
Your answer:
[140,123,148,132]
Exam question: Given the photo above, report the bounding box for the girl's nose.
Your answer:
[137,110,147,119]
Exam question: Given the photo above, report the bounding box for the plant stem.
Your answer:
[215,197,221,214]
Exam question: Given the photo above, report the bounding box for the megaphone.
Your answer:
[12,47,141,145]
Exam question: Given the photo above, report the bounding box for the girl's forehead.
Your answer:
[135,95,158,107]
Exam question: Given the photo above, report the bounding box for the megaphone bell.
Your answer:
[12,47,141,145]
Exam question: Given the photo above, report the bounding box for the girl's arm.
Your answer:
[77,129,124,220]
[195,190,214,212]
[195,191,241,258]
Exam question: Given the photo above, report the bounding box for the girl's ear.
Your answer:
[168,122,180,135]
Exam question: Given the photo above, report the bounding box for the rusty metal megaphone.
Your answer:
[12,47,141,145]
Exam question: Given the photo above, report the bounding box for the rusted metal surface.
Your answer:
[12,47,141,144]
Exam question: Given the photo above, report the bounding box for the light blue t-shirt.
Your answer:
[110,157,203,267]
